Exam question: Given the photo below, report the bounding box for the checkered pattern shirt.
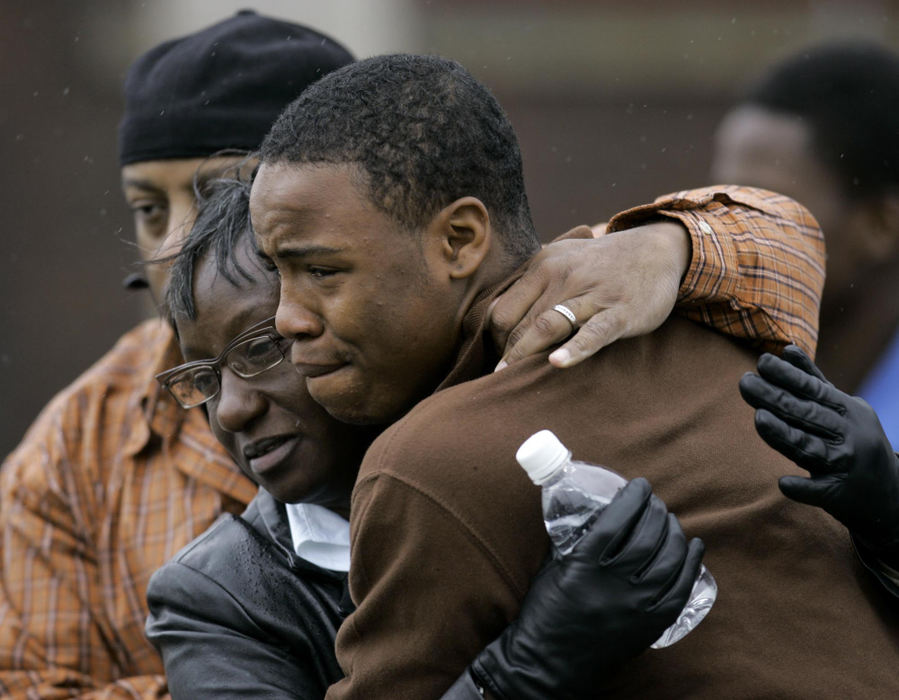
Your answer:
[0,320,256,698]
[609,185,824,358]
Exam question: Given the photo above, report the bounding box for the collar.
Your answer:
[284,501,351,572]
[119,320,257,508]
[252,490,348,580]
[121,319,189,457]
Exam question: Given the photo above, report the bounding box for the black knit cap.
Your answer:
[117,9,354,166]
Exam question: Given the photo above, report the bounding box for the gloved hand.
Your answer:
[461,477,704,700]
[739,344,899,553]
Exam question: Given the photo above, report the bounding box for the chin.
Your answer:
[259,478,306,504]
[319,396,403,427]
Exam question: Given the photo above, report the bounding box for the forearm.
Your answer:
[608,185,825,356]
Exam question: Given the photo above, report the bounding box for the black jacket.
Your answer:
[146,489,486,699]
[145,489,349,699]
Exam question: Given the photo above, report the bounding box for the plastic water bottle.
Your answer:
[516,429,717,649]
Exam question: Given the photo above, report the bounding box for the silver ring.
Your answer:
[552,303,577,328]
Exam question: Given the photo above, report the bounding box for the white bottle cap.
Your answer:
[516,430,571,485]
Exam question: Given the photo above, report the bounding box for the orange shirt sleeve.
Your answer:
[607,185,825,358]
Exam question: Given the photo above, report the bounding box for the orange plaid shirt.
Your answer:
[0,320,256,699]
[0,186,823,699]
[609,185,824,359]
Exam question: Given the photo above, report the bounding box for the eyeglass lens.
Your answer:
[168,334,285,408]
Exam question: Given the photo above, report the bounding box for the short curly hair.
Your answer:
[744,41,899,201]
[259,53,539,264]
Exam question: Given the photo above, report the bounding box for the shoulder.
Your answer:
[161,511,274,576]
[1,320,170,488]
[148,510,346,647]
[57,319,173,397]
[355,315,761,529]
[362,315,755,476]
[147,513,287,624]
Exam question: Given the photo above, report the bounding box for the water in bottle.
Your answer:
[516,429,717,649]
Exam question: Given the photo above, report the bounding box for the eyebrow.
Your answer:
[273,244,344,260]
[122,166,234,196]
[121,177,163,193]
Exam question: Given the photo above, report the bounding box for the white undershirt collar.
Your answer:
[284,502,350,572]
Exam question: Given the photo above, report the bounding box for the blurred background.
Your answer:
[1,0,897,456]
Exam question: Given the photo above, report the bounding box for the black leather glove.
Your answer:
[739,344,899,554]
[453,477,704,700]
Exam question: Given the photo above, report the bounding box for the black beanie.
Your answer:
[117,9,354,166]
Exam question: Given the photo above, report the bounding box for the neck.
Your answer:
[452,247,518,335]
[816,263,899,392]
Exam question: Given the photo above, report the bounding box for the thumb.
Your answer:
[778,475,825,507]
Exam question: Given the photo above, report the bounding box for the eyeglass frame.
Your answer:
[155,315,291,409]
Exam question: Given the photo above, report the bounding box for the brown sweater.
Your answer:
[331,303,899,699]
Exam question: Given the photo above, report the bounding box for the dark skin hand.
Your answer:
[739,344,899,556]
[490,221,689,370]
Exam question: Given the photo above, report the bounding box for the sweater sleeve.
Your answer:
[608,185,825,358]
[328,451,544,700]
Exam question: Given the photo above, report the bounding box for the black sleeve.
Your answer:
[146,560,328,699]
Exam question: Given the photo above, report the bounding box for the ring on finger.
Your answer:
[552,303,578,330]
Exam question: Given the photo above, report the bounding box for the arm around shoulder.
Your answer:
[609,185,825,357]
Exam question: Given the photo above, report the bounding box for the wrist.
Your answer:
[641,219,691,288]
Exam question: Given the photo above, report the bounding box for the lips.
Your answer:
[243,434,301,476]
[291,361,345,379]
[288,344,347,379]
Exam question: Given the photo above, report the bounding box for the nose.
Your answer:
[212,368,267,434]
[275,284,323,340]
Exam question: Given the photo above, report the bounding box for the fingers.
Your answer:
[753,408,834,472]
[780,344,829,383]
[649,538,706,615]
[603,492,675,571]
[498,297,588,370]
[755,352,844,410]
[777,475,830,508]
[575,477,652,562]
[548,309,626,368]
[629,511,688,590]
[488,232,594,360]
[487,275,548,358]
[740,373,843,440]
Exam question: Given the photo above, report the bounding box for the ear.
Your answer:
[853,191,899,263]
[430,197,492,280]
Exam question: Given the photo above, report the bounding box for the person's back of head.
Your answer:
[742,41,899,204]
[259,53,539,265]
[712,40,899,390]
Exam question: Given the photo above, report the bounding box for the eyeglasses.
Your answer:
[156,316,291,409]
